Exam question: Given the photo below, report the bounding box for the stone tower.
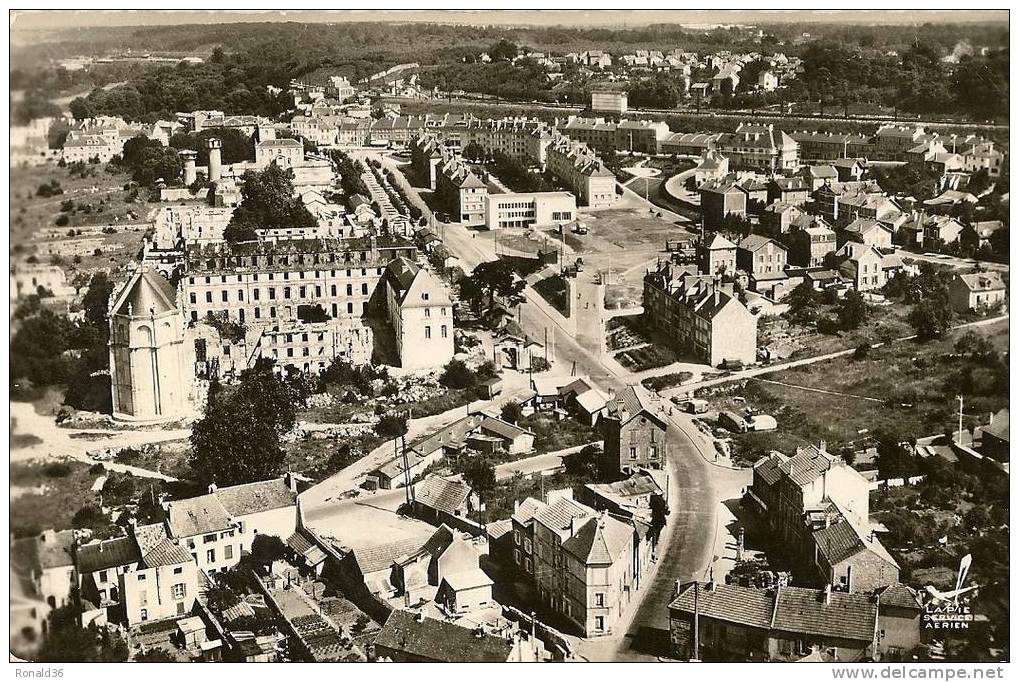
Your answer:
[108,268,191,422]
[206,137,222,182]
[179,149,198,186]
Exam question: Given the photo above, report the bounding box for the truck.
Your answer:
[681,398,709,414]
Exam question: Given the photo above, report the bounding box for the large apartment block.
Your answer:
[181,237,417,325]
[546,136,617,208]
[510,494,647,637]
[717,123,799,172]
[559,117,671,155]
[642,262,757,367]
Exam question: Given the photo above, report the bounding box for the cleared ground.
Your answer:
[696,318,1009,462]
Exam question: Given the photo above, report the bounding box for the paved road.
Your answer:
[493,442,601,481]
[389,165,741,661]
[901,250,1009,273]
[441,218,628,392]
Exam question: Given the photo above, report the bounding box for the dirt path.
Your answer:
[754,378,886,403]
[11,402,188,481]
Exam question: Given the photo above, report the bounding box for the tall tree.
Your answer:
[464,259,526,309]
[189,360,304,486]
[225,165,316,243]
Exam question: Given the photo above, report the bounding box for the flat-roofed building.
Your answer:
[484,191,576,230]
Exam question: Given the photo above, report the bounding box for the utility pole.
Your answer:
[692,581,700,662]
[957,395,965,443]
[401,433,411,506]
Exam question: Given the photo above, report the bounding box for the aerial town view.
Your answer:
[7,8,1010,670]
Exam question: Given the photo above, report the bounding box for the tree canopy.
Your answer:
[189,360,309,486]
[117,136,182,187]
[224,165,316,243]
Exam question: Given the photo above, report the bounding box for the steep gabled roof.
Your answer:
[874,583,922,611]
[414,477,472,516]
[813,519,899,569]
[112,268,177,317]
[533,496,593,535]
[166,494,232,539]
[669,582,776,629]
[76,536,141,574]
[771,585,878,642]
[561,514,632,565]
[214,478,297,517]
[778,445,837,488]
[738,234,783,253]
[705,233,738,250]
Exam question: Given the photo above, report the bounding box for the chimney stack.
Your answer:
[822,584,832,605]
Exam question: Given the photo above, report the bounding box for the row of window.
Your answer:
[629,445,661,459]
[423,325,449,340]
[190,281,370,303]
[192,252,402,270]
[189,301,368,324]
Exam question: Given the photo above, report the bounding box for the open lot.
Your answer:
[11,164,145,237]
[542,205,695,311]
[695,318,1009,463]
[10,459,99,537]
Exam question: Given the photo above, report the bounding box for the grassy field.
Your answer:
[285,431,385,481]
[760,301,916,360]
[615,344,679,372]
[11,163,150,276]
[697,319,1009,458]
[10,460,100,537]
[607,314,681,372]
[642,372,695,392]
[114,439,193,480]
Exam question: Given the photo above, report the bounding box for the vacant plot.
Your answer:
[697,319,1009,452]
[285,431,385,481]
[115,439,192,480]
[615,344,680,372]
[641,372,694,392]
[484,470,583,522]
[11,163,142,246]
[10,460,99,537]
[607,314,682,371]
[518,412,599,455]
[760,301,916,361]
[579,208,691,251]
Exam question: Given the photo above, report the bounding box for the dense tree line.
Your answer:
[168,126,254,167]
[69,57,289,123]
[113,136,183,186]
[10,273,114,412]
[14,21,1009,125]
